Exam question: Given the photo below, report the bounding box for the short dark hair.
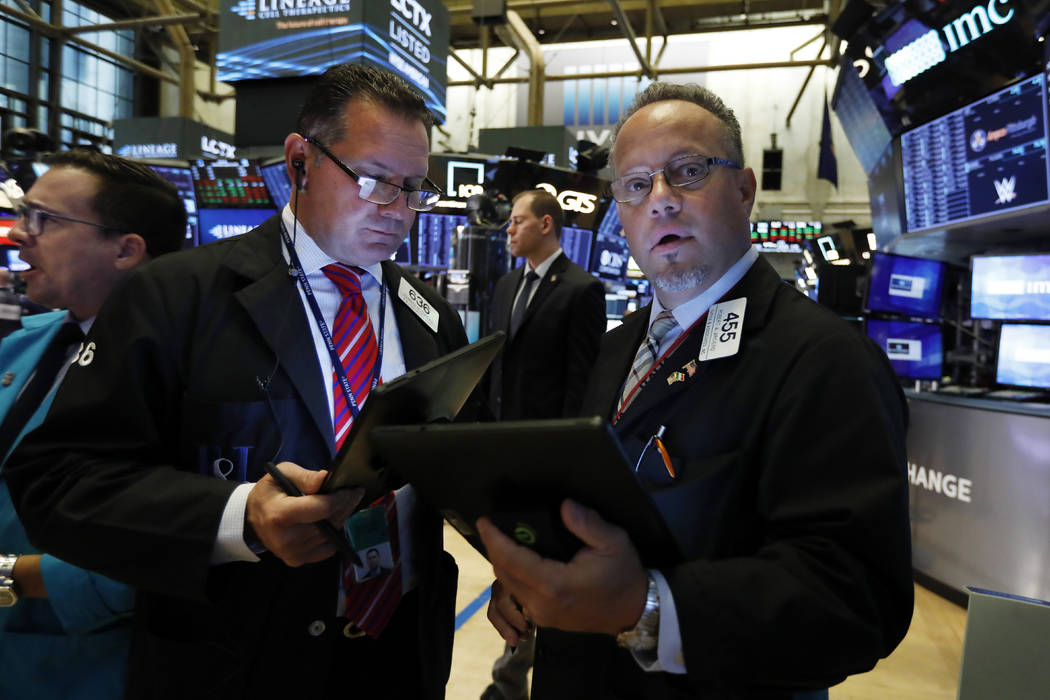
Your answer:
[296,63,437,146]
[611,82,745,166]
[512,189,563,240]
[42,150,186,257]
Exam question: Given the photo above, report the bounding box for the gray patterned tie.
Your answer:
[618,310,678,414]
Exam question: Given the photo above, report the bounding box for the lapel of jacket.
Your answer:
[0,311,67,419]
[493,267,519,334]
[613,256,783,433]
[381,261,440,370]
[227,217,333,446]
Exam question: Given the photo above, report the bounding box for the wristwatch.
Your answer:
[615,571,659,652]
[0,555,19,607]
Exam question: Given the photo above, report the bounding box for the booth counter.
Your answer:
[905,390,1050,603]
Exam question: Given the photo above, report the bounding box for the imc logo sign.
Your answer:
[884,0,1015,87]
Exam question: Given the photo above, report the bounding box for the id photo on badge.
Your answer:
[354,544,394,582]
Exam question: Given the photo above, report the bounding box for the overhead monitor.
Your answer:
[996,323,1050,389]
[198,208,277,246]
[590,230,630,281]
[866,319,943,380]
[901,74,1050,233]
[190,158,273,209]
[216,2,450,123]
[970,253,1050,321]
[145,162,200,247]
[260,158,293,210]
[597,202,624,239]
[865,252,946,319]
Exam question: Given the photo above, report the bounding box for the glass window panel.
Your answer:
[98,60,116,92]
[61,45,77,77]
[61,128,71,144]
[7,24,28,58]
[12,114,26,128]
[60,79,76,108]
[37,104,48,127]
[96,97,113,122]
[60,113,71,127]
[78,82,94,114]
[41,38,50,69]
[37,70,48,99]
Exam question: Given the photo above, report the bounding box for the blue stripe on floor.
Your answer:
[455,584,492,631]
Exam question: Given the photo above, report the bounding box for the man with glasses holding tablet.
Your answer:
[9,64,467,699]
[478,83,913,698]
[0,149,184,699]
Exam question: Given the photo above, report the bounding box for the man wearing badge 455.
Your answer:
[478,83,913,698]
[9,64,467,699]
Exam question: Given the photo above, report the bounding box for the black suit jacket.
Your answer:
[6,217,467,699]
[531,257,913,699]
[486,252,605,419]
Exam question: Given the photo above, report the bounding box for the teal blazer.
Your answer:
[0,310,134,699]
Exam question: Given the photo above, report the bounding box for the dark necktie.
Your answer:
[509,270,539,338]
[0,321,84,455]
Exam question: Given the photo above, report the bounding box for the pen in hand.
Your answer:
[264,461,362,566]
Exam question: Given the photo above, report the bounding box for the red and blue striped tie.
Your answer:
[322,263,378,450]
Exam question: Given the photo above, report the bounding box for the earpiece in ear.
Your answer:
[292,159,305,191]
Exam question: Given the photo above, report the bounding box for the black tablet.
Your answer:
[321,331,505,500]
[367,417,682,567]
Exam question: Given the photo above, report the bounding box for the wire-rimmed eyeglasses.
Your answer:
[302,136,441,212]
[610,154,742,205]
[14,202,122,237]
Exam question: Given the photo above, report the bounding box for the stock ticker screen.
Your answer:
[901,74,1050,232]
[190,159,273,209]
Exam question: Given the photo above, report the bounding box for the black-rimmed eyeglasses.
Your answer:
[610,154,742,205]
[14,202,122,237]
[302,136,441,212]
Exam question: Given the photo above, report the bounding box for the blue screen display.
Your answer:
[866,253,945,319]
[866,319,943,380]
[902,75,1050,233]
[260,161,293,210]
[198,208,276,245]
[147,164,200,247]
[971,253,1050,321]
[996,323,1050,389]
[512,226,594,271]
[415,213,466,267]
[597,204,624,239]
[590,231,630,281]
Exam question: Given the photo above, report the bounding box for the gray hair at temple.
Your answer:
[610,82,745,167]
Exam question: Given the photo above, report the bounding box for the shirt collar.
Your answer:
[526,247,564,281]
[651,246,759,330]
[280,204,383,286]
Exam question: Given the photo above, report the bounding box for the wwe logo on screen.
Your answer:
[993,176,1017,205]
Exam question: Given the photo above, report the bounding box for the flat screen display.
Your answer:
[865,252,945,319]
[147,164,200,247]
[4,247,28,272]
[415,213,466,268]
[198,208,276,245]
[866,319,943,380]
[971,253,1050,321]
[901,74,1050,232]
[597,203,623,239]
[260,159,293,210]
[996,323,1050,389]
[190,159,273,209]
[590,231,630,281]
[216,2,449,122]
[511,226,593,271]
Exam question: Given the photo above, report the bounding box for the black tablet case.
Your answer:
[321,331,505,501]
[368,417,682,567]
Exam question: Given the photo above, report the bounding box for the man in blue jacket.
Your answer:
[0,149,184,699]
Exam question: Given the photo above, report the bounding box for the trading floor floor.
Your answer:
[442,523,970,700]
